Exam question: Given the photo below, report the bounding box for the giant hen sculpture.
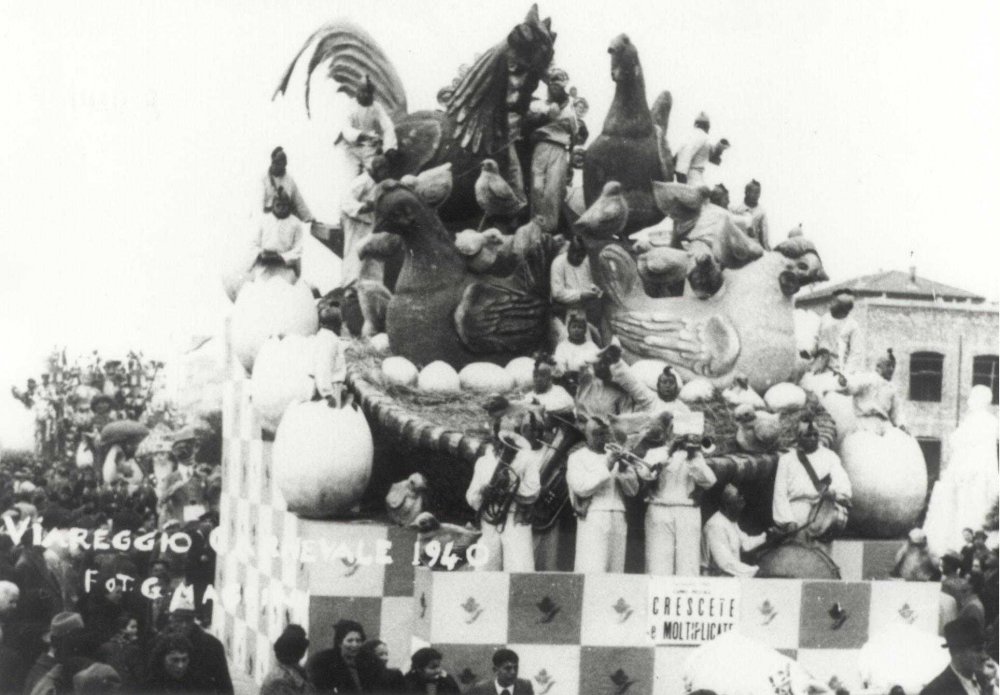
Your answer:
[583,34,665,234]
[374,180,554,369]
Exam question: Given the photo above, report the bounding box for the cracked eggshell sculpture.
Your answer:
[840,427,928,538]
[249,335,315,432]
[274,399,373,518]
[763,382,807,411]
[232,277,319,372]
[679,377,714,403]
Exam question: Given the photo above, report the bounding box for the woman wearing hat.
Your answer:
[135,429,185,530]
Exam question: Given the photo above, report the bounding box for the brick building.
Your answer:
[797,268,999,482]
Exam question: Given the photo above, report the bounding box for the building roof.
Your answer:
[797,269,986,306]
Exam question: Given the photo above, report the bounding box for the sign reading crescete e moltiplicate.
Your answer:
[648,577,741,645]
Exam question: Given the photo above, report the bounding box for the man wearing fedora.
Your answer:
[921,616,997,695]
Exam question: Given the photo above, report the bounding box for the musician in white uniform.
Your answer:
[566,417,640,573]
[520,356,574,415]
[772,416,852,546]
[466,427,542,572]
[642,424,717,576]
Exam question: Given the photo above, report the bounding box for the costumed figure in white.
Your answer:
[812,289,859,373]
[336,75,397,176]
[771,415,852,548]
[852,348,905,435]
[251,187,303,284]
[923,385,999,558]
[702,484,766,577]
[466,423,542,572]
[673,112,728,186]
[553,311,600,381]
[566,416,639,573]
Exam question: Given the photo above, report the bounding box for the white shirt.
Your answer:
[645,447,717,506]
[522,385,575,414]
[553,339,600,375]
[550,252,595,305]
[674,127,713,175]
[702,511,765,577]
[566,447,638,513]
[254,214,304,264]
[342,101,397,151]
[772,447,852,528]
[311,329,347,398]
[816,313,858,371]
[466,445,543,514]
[950,665,982,695]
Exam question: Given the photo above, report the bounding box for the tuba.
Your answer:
[529,412,584,532]
[478,431,525,532]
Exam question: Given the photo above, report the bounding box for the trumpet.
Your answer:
[669,435,716,458]
[604,443,663,477]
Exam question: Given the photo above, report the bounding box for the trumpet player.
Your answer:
[466,420,542,571]
[643,426,717,576]
[566,417,640,573]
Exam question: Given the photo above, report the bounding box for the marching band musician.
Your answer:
[702,484,766,577]
[772,415,852,548]
[566,417,640,573]
[465,418,543,572]
[641,416,717,576]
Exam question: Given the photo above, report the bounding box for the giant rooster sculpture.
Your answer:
[274,6,556,229]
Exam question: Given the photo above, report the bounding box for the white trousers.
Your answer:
[574,510,627,574]
[478,518,535,572]
[646,504,702,576]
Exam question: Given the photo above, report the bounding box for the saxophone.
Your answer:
[478,432,524,532]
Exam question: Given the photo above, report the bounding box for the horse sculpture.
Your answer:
[275,5,556,229]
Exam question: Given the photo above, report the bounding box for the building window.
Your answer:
[972,355,999,405]
[909,352,944,402]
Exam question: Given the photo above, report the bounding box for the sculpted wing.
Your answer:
[611,311,741,378]
[447,43,506,155]
[454,282,548,355]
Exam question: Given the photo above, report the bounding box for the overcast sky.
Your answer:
[2,0,998,443]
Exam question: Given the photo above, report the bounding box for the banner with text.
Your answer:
[648,576,741,646]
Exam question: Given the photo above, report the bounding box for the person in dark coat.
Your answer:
[164,588,232,695]
[140,633,208,695]
[306,620,366,694]
[96,613,144,688]
[260,625,314,695]
[402,648,460,694]
[357,639,405,694]
[464,649,534,695]
[920,616,994,695]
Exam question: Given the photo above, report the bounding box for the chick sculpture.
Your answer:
[474,159,526,230]
[409,511,482,570]
[375,179,553,369]
[385,473,428,526]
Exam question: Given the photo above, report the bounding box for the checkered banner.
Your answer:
[411,569,940,695]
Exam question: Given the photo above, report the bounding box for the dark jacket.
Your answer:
[260,663,314,695]
[179,626,233,695]
[97,636,145,687]
[306,650,363,694]
[364,667,406,694]
[402,670,461,694]
[465,678,535,695]
[20,652,57,695]
[919,664,980,695]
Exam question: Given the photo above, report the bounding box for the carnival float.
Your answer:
[225,5,935,580]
